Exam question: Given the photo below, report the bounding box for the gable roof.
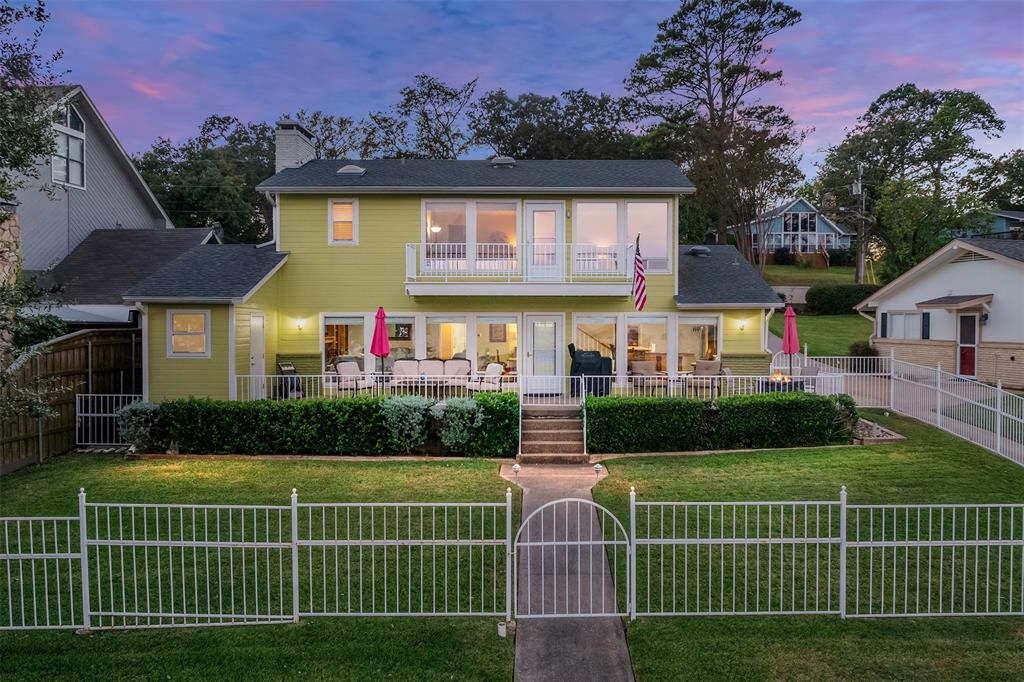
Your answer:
[257,159,694,194]
[37,229,213,304]
[988,209,1024,221]
[855,238,1024,310]
[675,245,782,308]
[123,244,287,303]
[727,197,853,235]
[47,85,172,228]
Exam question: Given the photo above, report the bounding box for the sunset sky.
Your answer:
[45,0,1024,173]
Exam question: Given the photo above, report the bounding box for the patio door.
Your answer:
[523,314,563,395]
[525,203,564,281]
[249,314,266,399]
[957,313,978,377]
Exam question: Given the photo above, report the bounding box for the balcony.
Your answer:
[404,242,635,296]
[759,233,849,253]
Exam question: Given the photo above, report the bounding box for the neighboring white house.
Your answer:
[855,239,1024,388]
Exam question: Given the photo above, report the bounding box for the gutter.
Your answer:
[254,184,697,195]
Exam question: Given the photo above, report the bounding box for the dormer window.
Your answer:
[783,211,815,233]
[51,103,85,188]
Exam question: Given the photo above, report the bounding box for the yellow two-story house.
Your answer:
[125,120,782,402]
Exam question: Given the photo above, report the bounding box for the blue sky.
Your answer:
[46,0,1024,173]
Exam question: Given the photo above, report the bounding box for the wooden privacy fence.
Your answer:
[1,329,141,474]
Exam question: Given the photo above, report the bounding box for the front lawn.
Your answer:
[0,456,515,681]
[768,313,872,356]
[594,411,1024,681]
[762,264,859,286]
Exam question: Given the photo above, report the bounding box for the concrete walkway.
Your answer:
[773,285,809,304]
[500,463,634,682]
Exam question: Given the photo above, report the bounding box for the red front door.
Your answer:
[957,314,978,377]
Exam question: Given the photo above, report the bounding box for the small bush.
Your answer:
[848,340,877,357]
[465,392,519,457]
[586,396,704,453]
[773,247,793,265]
[117,401,168,452]
[826,247,854,267]
[434,398,483,454]
[381,395,435,454]
[805,283,880,315]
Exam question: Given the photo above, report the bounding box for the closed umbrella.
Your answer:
[370,307,391,374]
[781,305,800,377]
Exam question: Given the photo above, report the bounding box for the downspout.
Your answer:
[259,191,278,249]
[134,302,149,402]
[762,308,775,353]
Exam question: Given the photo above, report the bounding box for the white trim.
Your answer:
[327,198,359,245]
[227,306,236,398]
[524,313,565,377]
[140,303,149,402]
[956,312,980,377]
[405,281,631,297]
[258,185,696,195]
[50,103,87,191]
[572,198,672,274]
[166,309,212,359]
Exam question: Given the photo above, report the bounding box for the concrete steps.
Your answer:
[519,406,585,464]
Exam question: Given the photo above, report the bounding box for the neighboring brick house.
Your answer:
[855,239,1024,389]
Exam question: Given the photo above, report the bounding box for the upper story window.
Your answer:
[51,103,85,188]
[167,310,210,358]
[329,199,359,244]
[783,212,816,233]
[575,200,671,273]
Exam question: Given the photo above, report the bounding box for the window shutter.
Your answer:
[922,312,930,340]
[880,312,888,338]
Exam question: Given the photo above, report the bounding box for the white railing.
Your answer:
[0,516,83,630]
[76,393,143,446]
[405,242,634,282]
[760,233,847,253]
[236,373,518,402]
[892,359,1024,467]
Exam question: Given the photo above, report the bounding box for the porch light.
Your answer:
[738,319,747,331]
[295,318,304,331]
[429,225,441,233]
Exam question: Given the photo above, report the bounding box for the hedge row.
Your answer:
[586,392,857,453]
[805,283,880,315]
[118,392,519,457]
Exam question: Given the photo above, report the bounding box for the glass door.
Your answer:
[523,314,563,396]
[957,313,978,377]
[525,203,564,281]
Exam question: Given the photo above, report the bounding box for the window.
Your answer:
[167,310,210,358]
[51,104,85,188]
[575,315,617,371]
[324,316,365,369]
[476,316,517,374]
[575,200,672,273]
[329,199,358,244]
[384,316,416,370]
[627,201,671,271]
[887,312,921,340]
[678,316,718,370]
[627,317,668,373]
[475,202,517,270]
[782,212,816,233]
[426,316,467,360]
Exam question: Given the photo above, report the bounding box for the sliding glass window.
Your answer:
[627,317,668,374]
[575,315,617,371]
[476,316,517,374]
[426,316,467,360]
[678,316,719,372]
[324,316,366,370]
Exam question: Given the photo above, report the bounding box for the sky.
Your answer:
[43,0,1024,175]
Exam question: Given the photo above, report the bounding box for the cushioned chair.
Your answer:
[443,358,472,386]
[419,359,444,376]
[687,359,723,398]
[629,360,667,390]
[334,360,374,391]
[469,362,506,392]
[390,359,420,386]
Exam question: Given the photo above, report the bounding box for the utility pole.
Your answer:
[852,163,867,284]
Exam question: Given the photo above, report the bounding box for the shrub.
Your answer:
[773,247,793,265]
[464,392,519,457]
[381,395,435,454]
[805,283,880,315]
[433,398,483,454]
[13,314,67,347]
[117,401,169,452]
[826,247,854,267]
[848,340,877,357]
[585,392,857,453]
[586,396,704,453]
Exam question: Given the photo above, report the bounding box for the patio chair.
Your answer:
[469,362,505,392]
[334,360,374,392]
[628,360,667,393]
[390,359,420,387]
[688,359,723,399]
[443,358,472,387]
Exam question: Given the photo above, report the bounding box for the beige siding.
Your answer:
[147,304,230,401]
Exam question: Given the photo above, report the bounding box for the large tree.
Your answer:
[966,149,1024,212]
[284,109,359,159]
[626,0,803,243]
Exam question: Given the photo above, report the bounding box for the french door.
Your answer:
[524,203,564,281]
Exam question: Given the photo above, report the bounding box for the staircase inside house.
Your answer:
[519,405,586,464]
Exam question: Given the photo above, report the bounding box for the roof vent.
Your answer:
[337,164,367,176]
[686,246,711,257]
[490,156,516,168]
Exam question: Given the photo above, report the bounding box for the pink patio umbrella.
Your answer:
[370,307,391,374]
[781,305,800,376]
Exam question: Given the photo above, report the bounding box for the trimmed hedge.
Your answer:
[586,392,857,453]
[805,283,880,315]
[119,393,520,457]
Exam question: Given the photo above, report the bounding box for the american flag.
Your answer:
[632,235,647,311]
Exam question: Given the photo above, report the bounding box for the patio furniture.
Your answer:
[334,360,374,391]
[757,376,806,393]
[390,359,420,387]
[443,358,472,387]
[274,361,304,400]
[687,359,723,398]
[629,360,668,391]
[469,363,506,392]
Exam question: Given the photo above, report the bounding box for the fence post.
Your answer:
[78,488,91,630]
[838,486,847,619]
[290,488,300,623]
[996,382,1003,456]
[629,486,637,621]
[935,364,942,429]
[505,487,513,622]
[888,348,896,410]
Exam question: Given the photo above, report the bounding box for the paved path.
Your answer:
[500,464,634,682]
[773,285,809,304]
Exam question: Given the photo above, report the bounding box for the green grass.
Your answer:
[0,456,516,681]
[763,264,859,286]
[769,313,872,356]
[594,411,1024,681]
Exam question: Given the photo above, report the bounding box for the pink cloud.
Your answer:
[163,33,215,64]
[130,80,170,101]
[68,12,108,39]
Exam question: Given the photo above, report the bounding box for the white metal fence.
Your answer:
[75,393,143,447]
[235,373,518,402]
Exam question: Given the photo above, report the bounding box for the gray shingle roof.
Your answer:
[961,238,1024,263]
[676,245,782,308]
[37,229,211,304]
[917,294,991,306]
[123,244,287,302]
[257,159,693,192]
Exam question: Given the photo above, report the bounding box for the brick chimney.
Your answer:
[274,118,315,173]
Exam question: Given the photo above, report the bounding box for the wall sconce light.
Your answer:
[296,318,304,331]
[738,320,747,332]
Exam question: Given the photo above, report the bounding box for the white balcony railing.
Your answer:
[759,233,848,253]
[405,242,634,283]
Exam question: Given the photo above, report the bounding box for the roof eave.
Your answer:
[675,300,782,309]
[255,184,696,195]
